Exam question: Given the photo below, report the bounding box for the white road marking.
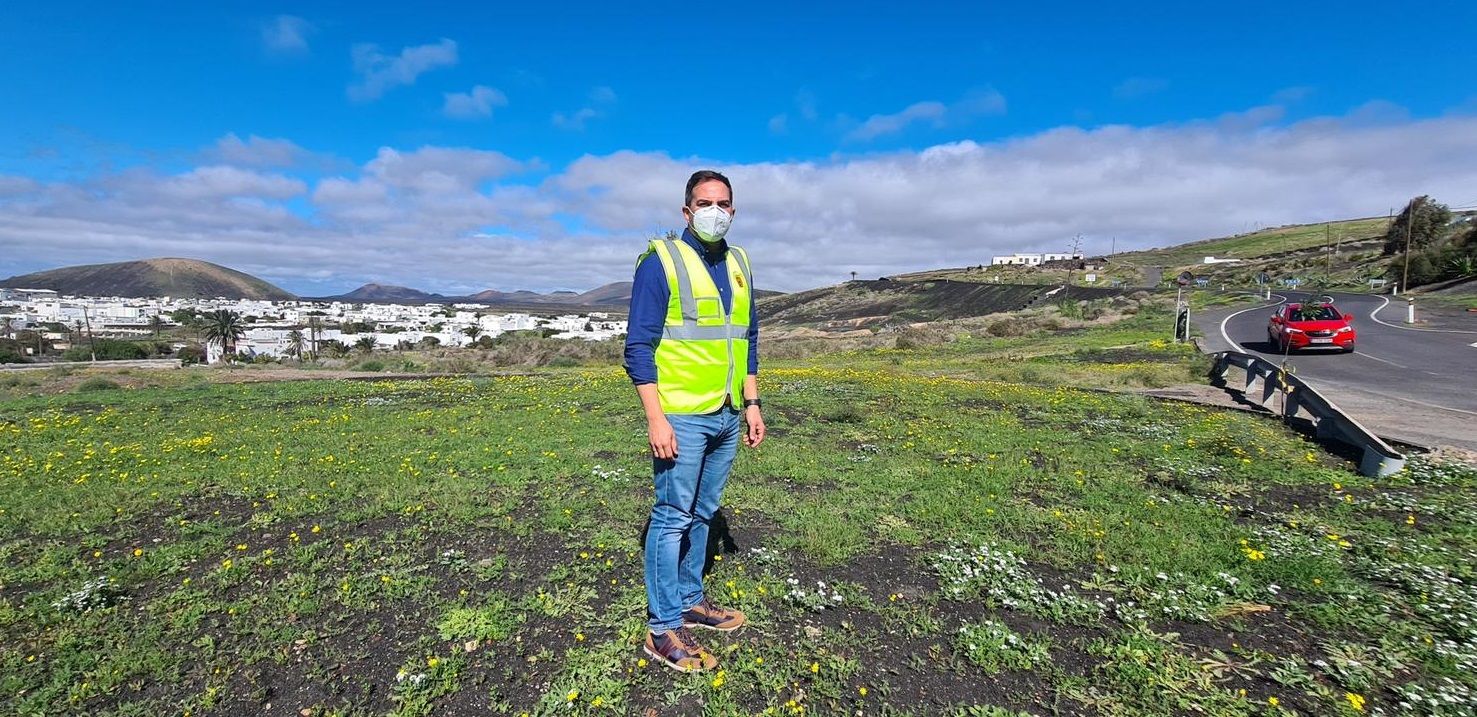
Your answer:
[1369,295,1477,334]
[1313,378,1477,418]
[1219,295,1284,353]
[1347,350,1405,369]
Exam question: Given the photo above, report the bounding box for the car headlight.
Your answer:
[1284,327,1303,334]
[1336,326,1352,333]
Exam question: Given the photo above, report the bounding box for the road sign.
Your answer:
[1256,272,1271,285]
[1176,271,1194,287]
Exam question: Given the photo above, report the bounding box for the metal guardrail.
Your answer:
[0,358,183,372]
[1210,350,1406,477]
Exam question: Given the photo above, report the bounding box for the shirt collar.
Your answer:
[681,227,727,261]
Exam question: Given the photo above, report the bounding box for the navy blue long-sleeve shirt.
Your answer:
[623,228,759,385]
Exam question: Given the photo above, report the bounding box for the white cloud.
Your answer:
[1114,76,1169,100]
[848,101,947,141]
[347,39,458,102]
[845,89,1006,141]
[552,107,600,131]
[156,166,306,200]
[4,105,1477,295]
[0,175,40,196]
[262,15,313,54]
[796,90,818,121]
[1272,86,1315,104]
[209,133,309,167]
[442,85,508,120]
[365,146,523,189]
[552,86,617,131]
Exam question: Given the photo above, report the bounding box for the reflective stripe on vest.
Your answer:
[639,238,752,414]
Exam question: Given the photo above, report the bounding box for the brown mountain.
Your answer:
[332,279,779,307]
[572,281,634,305]
[0,257,296,300]
[337,283,447,302]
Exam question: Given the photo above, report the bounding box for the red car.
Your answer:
[1267,301,1356,353]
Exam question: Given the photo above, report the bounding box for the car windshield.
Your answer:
[1291,306,1341,322]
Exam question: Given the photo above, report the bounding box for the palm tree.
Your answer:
[200,309,246,363]
[462,325,483,344]
[306,315,322,361]
[148,315,165,338]
[285,329,305,360]
[354,336,377,353]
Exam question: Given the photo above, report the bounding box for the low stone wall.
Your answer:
[0,358,183,372]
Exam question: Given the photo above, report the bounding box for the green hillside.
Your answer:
[1113,217,1391,268]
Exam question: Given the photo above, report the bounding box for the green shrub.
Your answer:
[356,360,385,372]
[62,339,148,362]
[437,595,523,641]
[894,325,948,349]
[177,345,205,365]
[75,377,121,392]
[985,319,1027,337]
[546,356,580,368]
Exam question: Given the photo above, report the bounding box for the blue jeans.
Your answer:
[644,407,740,632]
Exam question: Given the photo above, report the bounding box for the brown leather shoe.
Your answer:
[643,628,718,673]
[682,597,747,632]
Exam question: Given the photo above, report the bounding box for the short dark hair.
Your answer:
[684,170,732,207]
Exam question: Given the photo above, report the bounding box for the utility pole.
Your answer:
[81,306,97,362]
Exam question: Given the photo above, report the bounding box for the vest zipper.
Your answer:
[723,260,735,410]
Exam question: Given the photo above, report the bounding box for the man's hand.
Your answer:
[648,415,678,459]
[743,406,766,448]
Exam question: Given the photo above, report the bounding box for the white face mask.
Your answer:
[689,205,733,244]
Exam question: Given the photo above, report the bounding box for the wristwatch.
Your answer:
[743,398,762,409]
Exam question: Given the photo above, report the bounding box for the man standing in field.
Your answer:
[625,169,766,672]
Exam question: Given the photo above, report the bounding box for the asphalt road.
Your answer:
[1196,291,1477,450]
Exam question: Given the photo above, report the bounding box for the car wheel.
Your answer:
[1343,345,1355,354]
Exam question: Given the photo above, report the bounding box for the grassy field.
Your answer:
[3,317,1476,716]
[1113,218,1391,270]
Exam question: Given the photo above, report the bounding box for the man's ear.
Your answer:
[681,205,693,223]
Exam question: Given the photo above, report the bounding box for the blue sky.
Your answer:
[2,1,1475,294]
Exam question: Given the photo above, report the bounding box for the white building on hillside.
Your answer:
[991,252,1084,266]
[992,253,1044,266]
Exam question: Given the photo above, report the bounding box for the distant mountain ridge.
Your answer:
[0,258,296,300]
[329,281,635,306]
[6,257,782,308]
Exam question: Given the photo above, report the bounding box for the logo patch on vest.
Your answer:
[733,272,744,289]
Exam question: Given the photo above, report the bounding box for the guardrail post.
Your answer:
[1210,350,1405,478]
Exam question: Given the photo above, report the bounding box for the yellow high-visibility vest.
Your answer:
[637,237,753,414]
